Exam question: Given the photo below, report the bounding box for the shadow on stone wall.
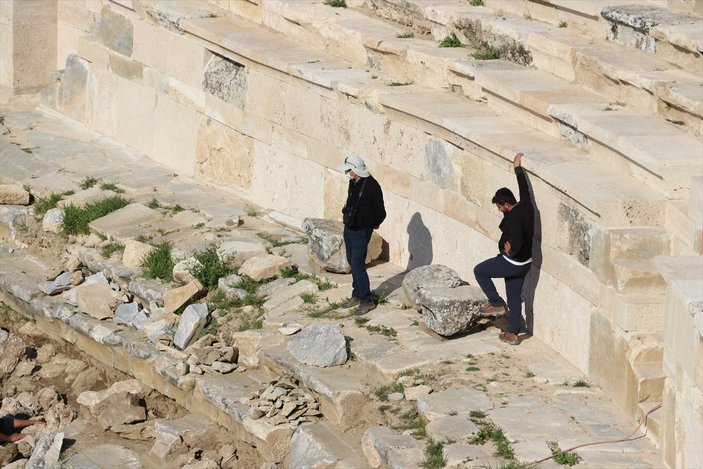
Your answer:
[375,212,433,297]
[522,172,542,334]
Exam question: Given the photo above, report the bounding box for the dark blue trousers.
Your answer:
[474,255,531,334]
[344,226,374,302]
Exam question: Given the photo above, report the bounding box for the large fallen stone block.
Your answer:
[0,206,28,242]
[303,218,382,273]
[163,280,205,314]
[263,280,318,312]
[401,265,463,308]
[61,444,142,469]
[217,240,267,267]
[75,282,117,320]
[239,254,290,281]
[92,392,146,430]
[173,303,209,349]
[26,431,63,469]
[361,426,422,468]
[0,184,30,205]
[417,285,487,336]
[151,414,216,459]
[287,323,347,367]
[288,421,364,468]
[122,239,154,268]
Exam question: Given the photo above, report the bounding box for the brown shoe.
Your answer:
[355,301,377,316]
[340,297,361,308]
[480,303,507,315]
[499,331,520,346]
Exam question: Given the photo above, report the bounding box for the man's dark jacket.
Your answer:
[343,176,386,230]
[498,167,534,262]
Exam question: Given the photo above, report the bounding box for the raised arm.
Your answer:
[513,153,530,204]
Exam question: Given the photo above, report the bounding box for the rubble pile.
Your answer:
[245,376,322,426]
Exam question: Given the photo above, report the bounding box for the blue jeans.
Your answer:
[344,226,374,302]
[474,255,531,334]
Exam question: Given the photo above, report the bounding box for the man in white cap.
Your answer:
[339,155,386,315]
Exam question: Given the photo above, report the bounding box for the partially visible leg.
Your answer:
[505,274,527,334]
[12,418,43,430]
[347,228,373,302]
[343,227,359,299]
[473,256,506,306]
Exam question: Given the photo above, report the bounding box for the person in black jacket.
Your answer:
[474,153,534,345]
[339,155,386,315]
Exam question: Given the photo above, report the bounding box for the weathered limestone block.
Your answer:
[42,54,90,123]
[173,303,209,349]
[263,280,318,312]
[0,206,28,242]
[0,184,30,205]
[93,5,133,56]
[121,239,154,268]
[287,324,347,367]
[92,392,146,430]
[217,240,266,267]
[239,254,290,281]
[217,274,246,299]
[0,335,26,378]
[361,427,421,469]
[26,432,63,469]
[151,414,216,459]
[417,285,487,336]
[77,379,146,410]
[75,282,117,320]
[402,265,463,308]
[287,422,362,468]
[114,302,139,325]
[302,218,382,273]
[416,388,492,421]
[425,415,479,443]
[163,280,205,314]
[129,278,167,308]
[202,54,247,108]
[42,207,65,233]
[173,256,200,283]
[61,444,142,468]
[39,270,78,295]
[259,277,295,297]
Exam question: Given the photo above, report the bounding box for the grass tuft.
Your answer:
[61,196,130,236]
[100,181,125,193]
[300,292,318,304]
[189,244,233,289]
[470,0,484,5]
[327,0,346,6]
[373,382,404,401]
[101,241,125,259]
[421,439,446,468]
[472,43,501,60]
[553,450,581,466]
[559,20,568,28]
[33,193,63,216]
[147,198,160,209]
[79,176,98,190]
[142,241,174,281]
[396,31,414,38]
[439,32,462,48]
[573,379,590,388]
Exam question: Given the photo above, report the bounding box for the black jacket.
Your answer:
[498,167,534,262]
[342,176,386,230]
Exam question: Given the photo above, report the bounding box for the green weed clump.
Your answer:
[101,242,125,259]
[439,33,462,48]
[472,44,501,60]
[33,193,63,216]
[553,451,581,466]
[421,439,446,468]
[189,244,233,289]
[79,176,98,190]
[373,382,404,401]
[61,196,130,235]
[142,241,175,281]
[470,0,484,5]
[327,0,346,7]
[396,31,414,38]
[100,181,125,193]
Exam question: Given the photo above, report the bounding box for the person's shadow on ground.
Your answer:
[375,212,433,299]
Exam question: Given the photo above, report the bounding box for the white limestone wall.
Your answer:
[658,257,703,469]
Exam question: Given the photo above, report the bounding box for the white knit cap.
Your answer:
[339,154,370,177]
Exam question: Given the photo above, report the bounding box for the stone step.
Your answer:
[287,421,367,468]
[601,288,667,333]
[181,14,669,228]
[666,198,702,255]
[355,0,703,135]
[633,363,667,404]
[612,258,666,293]
[638,401,664,446]
[469,64,702,198]
[600,4,703,70]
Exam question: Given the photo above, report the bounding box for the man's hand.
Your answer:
[513,152,523,168]
[504,240,512,255]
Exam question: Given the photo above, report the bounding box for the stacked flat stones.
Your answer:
[183,342,240,375]
[245,376,322,426]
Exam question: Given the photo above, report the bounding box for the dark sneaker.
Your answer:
[355,301,377,316]
[340,297,361,308]
[480,303,507,315]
